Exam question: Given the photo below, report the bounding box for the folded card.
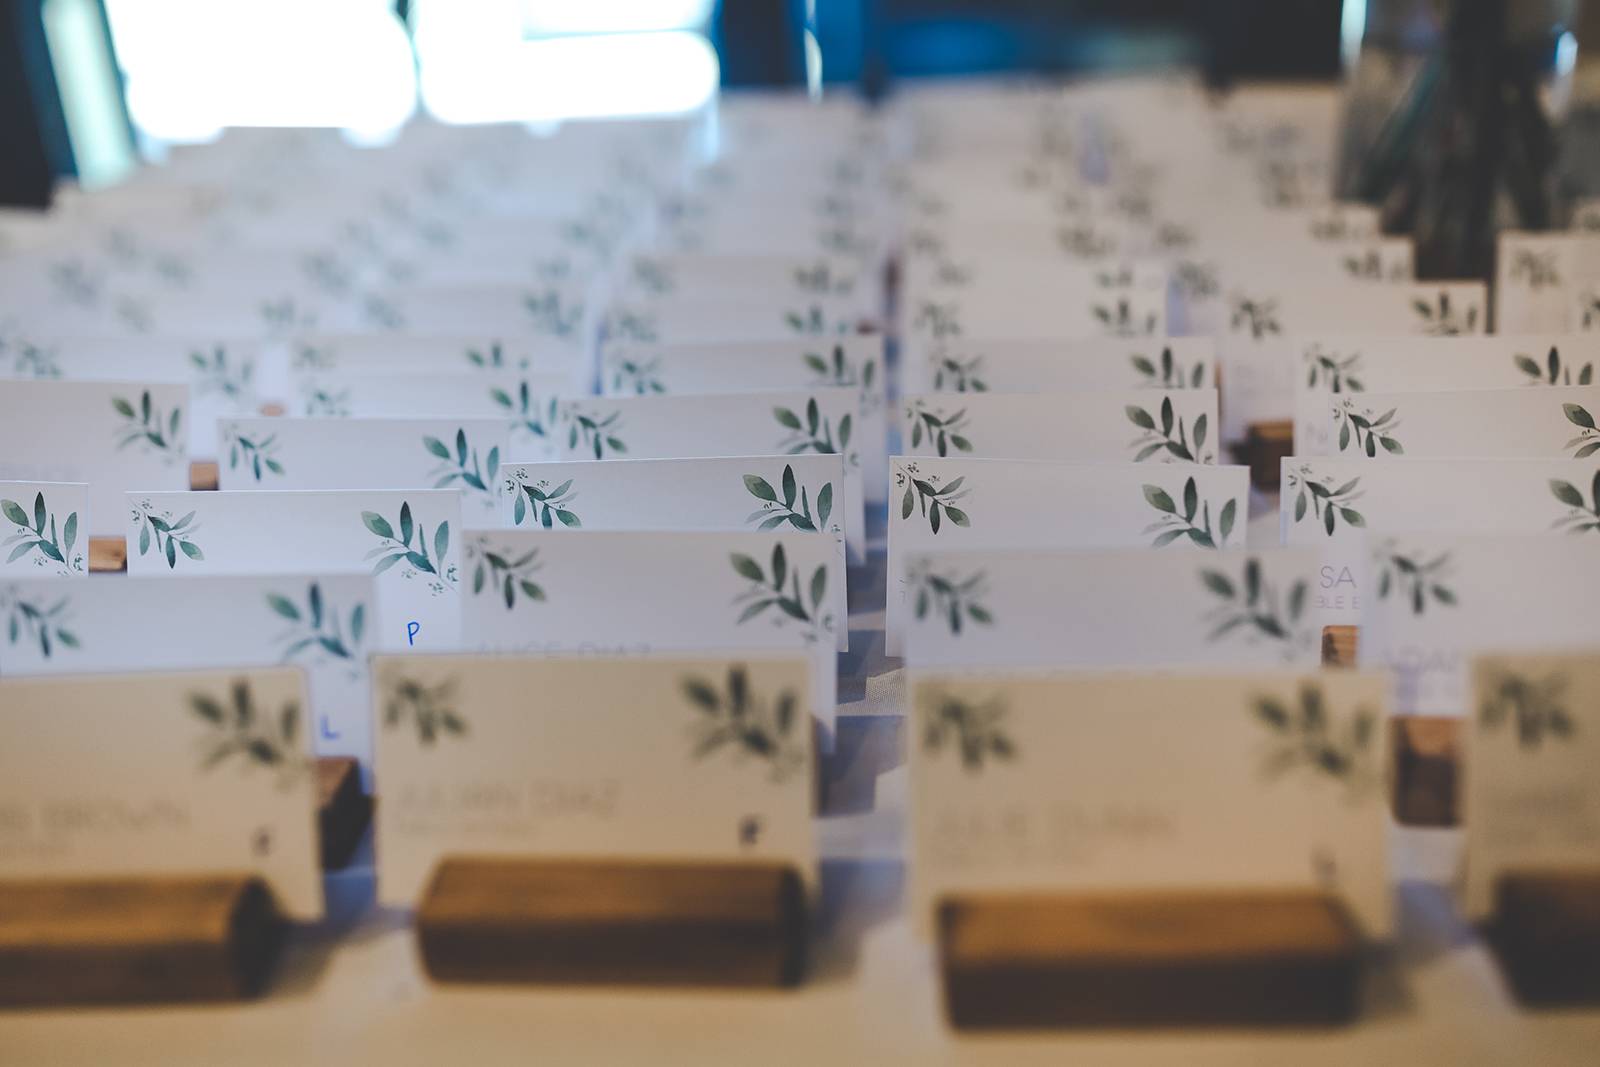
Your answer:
[372,652,816,907]
[1462,649,1600,918]
[617,252,872,309]
[886,458,1250,654]
[290,332,588,391]
[0,573,379,766]
[908,337,1217,396]
[459,528,841,723]
[1495,232,1600,334]
[0,481,87,577]
[0,666,323,919]
[908,668,1393,938]
[601,294,866,349]
[1310,386,1600,459]
[0,380,189,537]
[124,489,462,652]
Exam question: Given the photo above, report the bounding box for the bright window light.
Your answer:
[518,0,714,36]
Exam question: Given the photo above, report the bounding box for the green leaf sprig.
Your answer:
[1286,466,1366,535]
[8,341,60,378]
[1,587,78,658]
[111,390,184,461]
[508,474,581,528]
[609,356,667,395]
[1141,476,1235,548]
[681,665,804,782]
[906,561,992,635]
[1373,541,1457,615]
[466,535,545,609]
[1251,684,1378,797]
[1516,346,1593,386]
[223,424,283,481]
[382,674,466,746]
[608,310,659,343]
[1132,345,1206,389]
[191,679,309,788]
[188,346,255,399]
[1412,292,1478,335]
[362,502,451,590]
[425,427,500,500]
[1091,297,1157,336]
[744,464,834,533]
[523,289,583,338]
[1563,403,1599,458]
[267,581,364,664]
[775,396,854,459]
[906,399,971,456]
[2,492,80,573]
[931,354,986,392]
[1334,397,1404,456]
[1549,473,1600,534]
[729,543,832,642]
[132,501,204,569]
[1199,557,1310,653]
[921,691,1014,773]
[913,301,962,338]
[1304,345,1366,393]
[896,463,971,535]
[491,379,560,442]
[566,404,627,460]
[1479,670,1576,750]
[1509,249,1561,290]
[1230,297,1281,339]
[1126,395,1211,462]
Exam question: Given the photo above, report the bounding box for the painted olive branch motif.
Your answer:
[775,397,854,460]
[784,305,834,334]
[729,543,832,643]
[1334,398,1403,456]
[921,691,1014,773]
[803,343,877,396]
[1091,297,1157,336]
[608,311,659,344]
[1373,541,1457,615]
[382,675,467,746]
[681,665,805,783]
[1286,466,1366,536]
[913,301,962,338]
[1479,670,1576,750]
[932,354,987,392]
[632,257,674,293]
[793,261,854,295]
[897,464,971,535]
[1230,297,1281,339]
[1516,346,1593,386]
[1342,250,1402,280]
[906,560,992,635]
[1509,250,1561,290]
[1127,396,1211,463]
[223,424,283,482]
[1563,404,1599,458]
[425,428,500,502]
[567,404,628,459]
[465,342,526,371]
[491,380,560,442]
[1132,346,1206,389]
[191,679,310,789]
[1550,474,1600,534]
[0,587,78,658]
[267,581,365,665]
[610,356,667,395]
[111,390,184,462]
[1141,476,1235,548]
[361,503,453,595]
[906,400,972,456]
[523,289,583,338]
[189,346,255,400]
[8,341,60,378]
[467,536,545,609]
[132,502,204,569]
[507,474,581,528]
[2,493,80,573]
[1412,292,1478,335]
[1251,684,1379,798]
[1200,557,1311,656]
[745,464,835,533]
[1303,346,1366,393]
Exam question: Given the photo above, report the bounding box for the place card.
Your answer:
[550,390,865,550]
[1462,649,1600,918]
[1280,457,1600,624]
[886,458,1250,653]
[372,653,816,908]
[900,390,1219,464]
[1308,386,1600,459]
[907,338,1217,396]
[908,668,1393,938]
[0,380,190,537]
[901,286,1167,366]
[218,418,509,521]
[349,283,592,351]
[0,666,323,919]
[0,481,87,577]
[289,333,588,392]
[1495,232,1600,334]
[617,252,871,308]
[124,489,462,652]
[459,529,840,723]
[1358,536,1600,715]
[904,546,1323,671]
[600,294,866,349]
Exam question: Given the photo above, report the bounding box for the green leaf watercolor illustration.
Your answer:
[681,664,805,783]
[466,534,545,609]
[1373,540,1457,615]
[523,288,583,338]
[921,690,1014,773]
[1516,346,1593,386]
[223,423,284,482]
[906,560,993,635]
[729,542,832,644]
[776,396,855,461]
[268,581,365,669]
[1251,684,1379,799]
[896,462,972,535]
[465,342,527,371]
[1342,250,1402,281]
[1549,472,1600,534]
[744,464,836,534]
[1563,403,1599,458]
[381,674,467,746]
[188,345,255,400]
[424,427,500,502]
[1230,297,1281,339]
[1509,249,1561,290]
[2,492,82,574]
[361,502,454,594]
[783,305,834,335]
[6,340,60,378]
[1285,465,1367,536]
[1479,669,1576,750]
[1199,557,1311,656]
[803,342,878,402]
[1126,395,1212,463]
[491,379,560,442]
[608,310,659,344]
[1132,345,1206,389]
[609,356,667,395]
[1303,345,1366,393]
[906,399,971,456]
[131,500,204,570]
[1092,297,1158,336]
[190,678,310,789]
[566,404,627,460]
[291,341,334,371]
[1412,292,1478,336]
[301,385,351,417]
[792,261,853,295]
[111,390,184,462]
[932,354,987,392]
[1334,397,1404,456]
[632,257,674,294]
[0,585,79,659]
[913,301,962,339]
[1141,476,1235,548]
[506,472,581,528]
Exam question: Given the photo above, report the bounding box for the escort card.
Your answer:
[903,546,1324,671]
[290,332,588,391]
[550,390,865,548]
[0,481,87,577]
[1280,457,1600,625]
[886,458,1251,654]
[618,252,871,308]
[0,380,190,537]
[218,417,509,521]
[372,653,817,907]
[900,285,1167,366]
[908,668,1393,938]
[908,338,1217,396]
[1358,536,1600,715]
[1495,232,1600,334]
[1462,649,1600,918]
[1310,386,1600,459]
[0,573,378,766]
[900,390,1219,465]
[0,667,323,919]
[124,489,462,652]
[601,294,866,348]
[459,529,840,723]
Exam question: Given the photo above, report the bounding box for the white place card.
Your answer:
[908,668,1393,938]
[1311,386,1600,459]
[218,417,509,521]
[373,653,817,907]
[886,458,1250,654]
[617,252,871,307]
[0,666,323,919]
[290,333,588,391]
[1462,649,1600,918]
[1358,536,1600,715]
[0,380,190,537]
[0,481,87,577]
[900,285,1167,361]
[124,489,462,652]
[550,390,865,551]
[1495,232,1600,334]
[1281,457,1600,624]
[0,573,378,766]
[909,337,1216,396]
[601,294,866,349]
[460,529,840,723]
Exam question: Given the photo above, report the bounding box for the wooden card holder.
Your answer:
[1487,869,1600,1006]
[937,889,1362,1030]
[316,756,372,870]
[189,460,219,492]
[1321,625,1358,668]
[87,537,126,572]
[416,857,806,989]
[0,874,286,1006]
[1237,420,1294,491]
[1391,716,1460,827]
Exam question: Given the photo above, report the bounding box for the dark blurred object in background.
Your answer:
[1,0,72,207]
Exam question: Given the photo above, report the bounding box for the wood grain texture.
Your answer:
[0,875,286,1006]
[1321,625,1358,668]
[316,756,371,870]
[1240,420,1294,490]
[188,460,219,492]
[1489,869,1600,1006]
[87,537,126,573]
[938,890,1362,1029]
[417,858,806,989]
[1391,716,1459,827]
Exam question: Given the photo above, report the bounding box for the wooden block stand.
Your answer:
[1237,421,1294,491]
[0,875,286,1006]
[938,890,1362,1029]
[1487,870,1600,1007]
[417,858,806,989]
[317,757,372,870]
